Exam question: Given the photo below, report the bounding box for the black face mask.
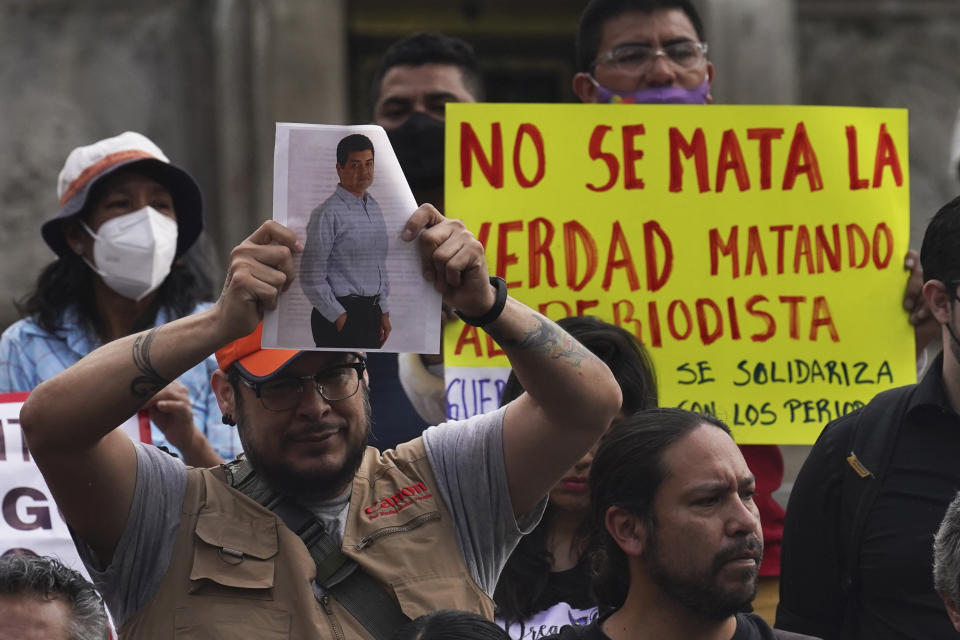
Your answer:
[386,112,445,191]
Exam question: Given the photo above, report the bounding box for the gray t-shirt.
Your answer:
[74,406,545,628]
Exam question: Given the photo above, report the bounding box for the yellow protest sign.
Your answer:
[442,104,913,444]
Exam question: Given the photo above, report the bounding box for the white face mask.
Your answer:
[81,206,179,301]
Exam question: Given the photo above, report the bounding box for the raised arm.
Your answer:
[19,221,300,563]
[403,205,622,516]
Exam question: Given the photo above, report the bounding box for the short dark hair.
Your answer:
[0,554,109,640]
[390,609,510,640]
[576,0,706,72]
[920,195,960,284]
[371,32,484,103]
[500,315,657,411]
[336,134,375,167]
[589,407,730,608]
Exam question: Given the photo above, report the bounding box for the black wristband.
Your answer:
[455,276,508,327]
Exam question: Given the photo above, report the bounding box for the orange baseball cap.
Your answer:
[215,323,302,382]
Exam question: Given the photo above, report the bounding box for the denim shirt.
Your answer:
[0,303,241,460]
[299,184,390,322]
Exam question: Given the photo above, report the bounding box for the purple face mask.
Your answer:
[592,77,710,105]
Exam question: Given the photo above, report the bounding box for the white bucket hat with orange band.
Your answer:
[41,131,203,258]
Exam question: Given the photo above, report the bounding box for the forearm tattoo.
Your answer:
[487,314,589,368]
[130,329,168,398]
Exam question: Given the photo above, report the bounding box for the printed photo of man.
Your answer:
[299,133,391,348]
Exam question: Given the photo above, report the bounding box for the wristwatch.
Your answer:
[455,276,508,327]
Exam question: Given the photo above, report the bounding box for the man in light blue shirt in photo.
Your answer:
[300,134,392,348]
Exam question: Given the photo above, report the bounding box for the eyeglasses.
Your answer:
[592,41,708,75]
[240,361,366,412]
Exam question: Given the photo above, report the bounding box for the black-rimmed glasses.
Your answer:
[240,361,366,412]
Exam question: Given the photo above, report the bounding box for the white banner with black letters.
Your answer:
[0,392,145,564]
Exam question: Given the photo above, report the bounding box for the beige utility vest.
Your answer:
[121,438,493,638]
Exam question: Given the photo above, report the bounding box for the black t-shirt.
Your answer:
[545,612,785,639]
[498,560,598,638]
[532,560,595,612]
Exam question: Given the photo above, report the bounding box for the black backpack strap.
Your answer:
[839,385,914,596]
[222,458,410,638]
[316,570,412,639]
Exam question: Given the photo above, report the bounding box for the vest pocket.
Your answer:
[190,511,279,591]
[392,573,490,620]
[175,603,290,638]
